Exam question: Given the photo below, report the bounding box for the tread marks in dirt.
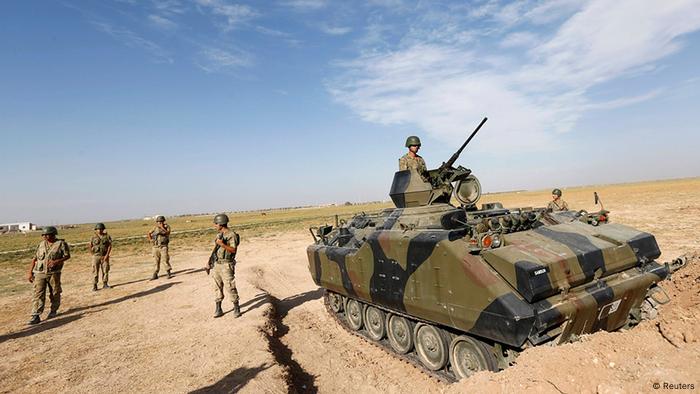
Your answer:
[265,294,318,394]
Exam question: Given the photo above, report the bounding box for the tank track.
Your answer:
[323,290,458,384]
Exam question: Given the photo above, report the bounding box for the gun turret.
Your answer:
[438,117,487,172]
[390,117,487,208]
[427,116,487,187]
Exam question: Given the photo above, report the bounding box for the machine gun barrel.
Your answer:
[439,117,487,171]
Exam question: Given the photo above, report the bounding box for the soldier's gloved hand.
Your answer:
[46,260,55,269]
[27,272,34,283]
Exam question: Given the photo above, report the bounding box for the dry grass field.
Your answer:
[0,202,394,254]
[0,202,392,294]
[0,177,698,393]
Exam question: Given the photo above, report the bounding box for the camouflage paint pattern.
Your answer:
[308,187,668,349]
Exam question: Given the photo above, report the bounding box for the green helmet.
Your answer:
[41,226,58,236]
[214,214,229,225]
[155,215,166,222]
[94,223,106,230]
[405,136,421,148]
[552,188,562,197]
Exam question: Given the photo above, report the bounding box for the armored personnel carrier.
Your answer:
[306,118,684,381]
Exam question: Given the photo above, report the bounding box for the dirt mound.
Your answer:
[446,251,700,394]
[1,235,697,393]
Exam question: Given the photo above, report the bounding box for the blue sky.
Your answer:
[1,0,699,225]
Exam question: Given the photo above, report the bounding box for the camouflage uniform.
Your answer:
[398,153,427,174]
[90,233,112,287]
[547,199,569,212]
[31,239,70,318]
[212,229,239,306]
[151,224,171,277]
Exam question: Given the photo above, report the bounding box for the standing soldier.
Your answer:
[206,214,240,318]
[27,226,71,325]
[547,188,570,212]
[147,215,172,280]
[89,223,112,291]
[399,136,428,180]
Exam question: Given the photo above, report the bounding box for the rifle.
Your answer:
[438,117,487,172]
[206,233,223,275]
[150,230,159,245]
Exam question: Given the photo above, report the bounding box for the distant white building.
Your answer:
[143,215,159,221]
[0,222,38,233]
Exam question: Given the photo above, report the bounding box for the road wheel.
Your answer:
[387,314,414,354]
[328,292,343,313]
[345,299,363,331]
[414,323,449,371]
[449,335,498,379]
[364,306,386,341]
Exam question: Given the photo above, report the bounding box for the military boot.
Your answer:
[28,315,40,325]
[232,302,241,318]
[47,310,57,319]
[92,284,98,291]
[149,273,158,281]
[103,283,111,289]
[214,301,223,318]
[166,271,173,279]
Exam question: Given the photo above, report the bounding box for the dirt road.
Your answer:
[0,250,290,393]
[1,180,699,393]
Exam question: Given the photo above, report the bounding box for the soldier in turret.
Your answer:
[147,215,172,280]
[27,226,71,325]
[206,214,241,318]
[89,223,112,291]
[399,136,428,179]
[547,188,569,212]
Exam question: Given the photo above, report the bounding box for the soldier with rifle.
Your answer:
[89,222,112,291]
[547,188,569,212]
[147,215,172,280]
[27,226,71,325]
[205,214,241,318]
[408,118,488,186]
[399,136,428,180]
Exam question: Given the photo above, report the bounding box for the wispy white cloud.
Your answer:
[522,0,582,25]
[255,25,291,38]
[195,0,258,31]
[195,47,253,72]
[280,0,327,12]
[468,0,580,27]
[92,21,173,63]
[582,89,663,111]
[500,31,538,48]
[319,23,352,36]
[329,0,700,152]
[255,25,303,47]
[151,0,187,15]
[149,14,178,30]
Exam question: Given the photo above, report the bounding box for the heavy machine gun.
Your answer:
[390,117,487,208]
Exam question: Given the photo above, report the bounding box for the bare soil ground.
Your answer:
[1,178,698,393]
